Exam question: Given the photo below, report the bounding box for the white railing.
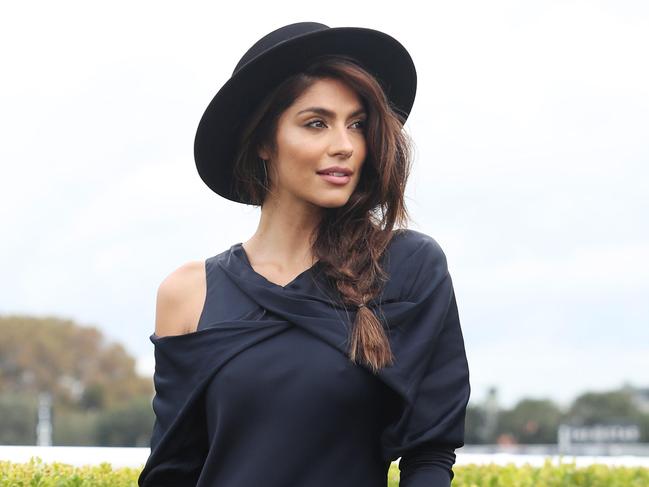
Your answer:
[0,445,149,468]
[1,445,648,469]
[456,452,649,468]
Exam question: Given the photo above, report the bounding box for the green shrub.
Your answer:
[0,457,140,487]
[448,458,649,487]
[1,456,648,486]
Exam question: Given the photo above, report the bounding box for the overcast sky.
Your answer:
[1,0,647,410]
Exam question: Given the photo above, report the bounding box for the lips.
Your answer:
[318,171,348,176]
[316,166,353,176]
[317,172,352,185]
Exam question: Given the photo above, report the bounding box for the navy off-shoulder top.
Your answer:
[138,228,471,486]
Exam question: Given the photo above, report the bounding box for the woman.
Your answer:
[138,22,471,487]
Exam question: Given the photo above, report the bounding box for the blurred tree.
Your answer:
[464,404,488,444]
[497,398,563,444]
[52,407,100,446]
[0,314,154,445]
[0,392,37,444]
[633,412,649,442]
[0,314,152,410]
[79,382,106,411]
[95,396,154,446]
[567,391,639,425]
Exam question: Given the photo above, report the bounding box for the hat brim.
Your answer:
[194,26,417,204]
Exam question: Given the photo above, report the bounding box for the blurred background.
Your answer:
[1,0,647,456]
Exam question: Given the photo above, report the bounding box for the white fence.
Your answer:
[1,445,649,469]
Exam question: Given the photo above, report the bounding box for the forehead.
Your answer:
[290,78,363,111]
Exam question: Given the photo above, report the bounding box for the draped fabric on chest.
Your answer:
[137,229,471,486]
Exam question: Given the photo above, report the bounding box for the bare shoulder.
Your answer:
[154,260,207,338]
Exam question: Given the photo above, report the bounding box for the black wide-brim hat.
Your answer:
[194,21,417,204]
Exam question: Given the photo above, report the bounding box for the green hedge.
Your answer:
[0,457,140,487]
[1,457,648,486]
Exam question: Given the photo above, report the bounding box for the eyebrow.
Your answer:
[296,106,367,119]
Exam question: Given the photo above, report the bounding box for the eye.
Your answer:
[305,119,366,130]
[306,119,327,129]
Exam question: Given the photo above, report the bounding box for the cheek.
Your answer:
[276,133,321,178]
[357,137,368,158]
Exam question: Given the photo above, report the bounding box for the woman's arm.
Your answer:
[399,442,457,485]
[383,233,470,486]
[397,285,468,486]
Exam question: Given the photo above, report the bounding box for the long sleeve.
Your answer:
[138,334,211,486]
[398,285,467,486]
[378,233,471,486]
[399,441,456,485]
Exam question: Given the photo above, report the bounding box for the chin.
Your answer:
[310,194,352,209]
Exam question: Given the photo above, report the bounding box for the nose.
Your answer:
[328,123,355,158]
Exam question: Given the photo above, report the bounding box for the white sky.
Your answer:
[1,0,648,410]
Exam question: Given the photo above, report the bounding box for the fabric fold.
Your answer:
[141,320,296,484]
[138,229,470,486]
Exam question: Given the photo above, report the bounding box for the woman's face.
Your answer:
[259,77,368,209]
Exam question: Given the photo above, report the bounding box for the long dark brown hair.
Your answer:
[231,55,414,373]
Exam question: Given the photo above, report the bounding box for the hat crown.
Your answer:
[196,22,417,204]
[233,22,330,75]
